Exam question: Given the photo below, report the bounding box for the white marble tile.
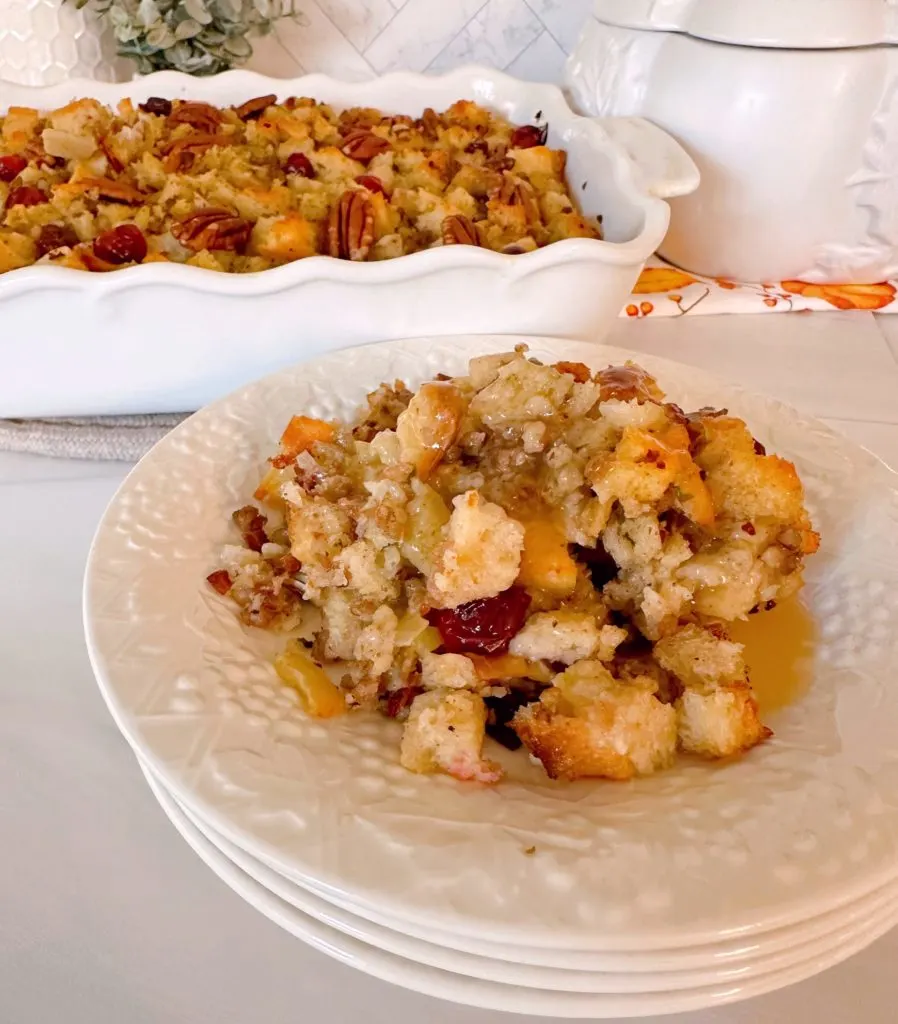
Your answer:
[245,27,306,78]
[875,313,898,363]
[313,0,398,54]
[522,0,593,52]
[364,0,487,73]
[605,311,898,423]
[824,418,898,472]
[504,26,567,83]
[428,0,542,74]
[272,0,374,79]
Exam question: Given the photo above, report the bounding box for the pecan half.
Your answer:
[485,143,514,172]
[442,215,480,247]
[173,207,251,253]
[75,176,145,205]
[167,101,225,133]
[341,129,390,163]
[36,223,79,257]
[493,176,542,226]
[162,131,232,173]
[99,136,124,174]
[234,94,277,121]
[416,107,440,140]
[23,141,63,170]
[327,190,374,261]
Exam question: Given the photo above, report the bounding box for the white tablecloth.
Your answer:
[3,313,898,1024]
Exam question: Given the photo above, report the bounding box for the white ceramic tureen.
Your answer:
[567,0,898,284]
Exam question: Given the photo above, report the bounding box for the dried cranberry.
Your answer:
[6,186,48,209]
[355,174,385,195]
[510,123,548,149]
[427,587,531,657]
[92,225,147,265]
[140,96,173,117]
[206,569,233,596]
[36,223,79,257]
[285,152,314,178]
[0,154,27,183]
[753,439,767,456]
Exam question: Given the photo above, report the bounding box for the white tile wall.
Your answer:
[247,0,593,82]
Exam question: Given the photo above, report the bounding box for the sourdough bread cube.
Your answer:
[509,610,603,666]
[513,661,677,780]
[400,689,502,783]
[427,491,525,609]
[421,652,480,691]
[676,685,770,758]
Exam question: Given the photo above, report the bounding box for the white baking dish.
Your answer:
[1,67,697,418]
[568,0,897,285]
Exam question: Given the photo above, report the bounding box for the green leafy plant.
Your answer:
[66,0,304,76]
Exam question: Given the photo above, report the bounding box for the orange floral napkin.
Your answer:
[621,257,897,319]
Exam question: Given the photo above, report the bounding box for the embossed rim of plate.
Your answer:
[84,334,898,951]
[147,754,898,986]
[140,756,898,1018]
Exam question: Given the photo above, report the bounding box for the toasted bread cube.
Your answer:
[312,145,364,182]
[509,610,603,666]
[252,214,319,263]
[510,145,566,184]
[444,100,492,132]
[449,163,503,199]
[396,381,464,480]
[401,480,452,576]
[676,684,770,758]
[694,416,810,526]
[2,106,40,150]
[48,98,108,137]
[427,491,525,609]
[591,425,713,524]
[421,652,479,691]
[353,605,398,678]
[0,232,35,273]
[653,624,746,687]
[468,356,573,427]
[513,661,677,780]
[394,148,453,192]
[400,689,502,783]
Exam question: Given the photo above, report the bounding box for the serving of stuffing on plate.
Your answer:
[207,348,819,785]
[0,95,599,275]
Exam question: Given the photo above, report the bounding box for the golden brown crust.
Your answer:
[0,97,598,275]
[513,704,637,780]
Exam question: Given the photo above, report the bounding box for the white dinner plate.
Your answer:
[84,335,898,952]
[147,757,898,992]
[139,758,898,1018]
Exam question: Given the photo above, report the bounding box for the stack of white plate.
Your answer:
[84,336,898,1018]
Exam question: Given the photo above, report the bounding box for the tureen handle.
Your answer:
[594,116,700,199]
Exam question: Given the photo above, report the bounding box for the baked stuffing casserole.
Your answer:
[0,95,600,274]
[207,349,819,785]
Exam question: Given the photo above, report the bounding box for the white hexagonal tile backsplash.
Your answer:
[0,0,592,86]
[0,0,129,85]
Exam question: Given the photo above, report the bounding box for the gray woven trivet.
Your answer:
[0,413,190,461]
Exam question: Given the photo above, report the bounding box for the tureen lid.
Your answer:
[593,0,898,48]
